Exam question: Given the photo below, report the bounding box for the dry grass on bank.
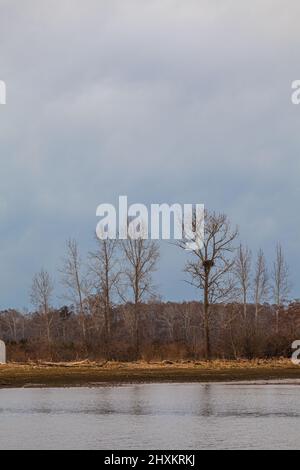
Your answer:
[0,359,299,388]
[1,358,294,369]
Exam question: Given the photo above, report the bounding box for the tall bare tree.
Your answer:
[234,244,252,320]
[60,239,88,342]
[30,269,54,345]
[89,238,121,359]
[2,309,23,343]
[253,249,269,325]
[122,237,160,360]
[178,211,238,360]
[272,243,291,333]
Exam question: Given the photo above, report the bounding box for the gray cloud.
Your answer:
[0,0,300,307]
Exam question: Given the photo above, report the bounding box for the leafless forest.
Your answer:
[0,211,297,362]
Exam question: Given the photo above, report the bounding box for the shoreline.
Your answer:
[1,360,300,388]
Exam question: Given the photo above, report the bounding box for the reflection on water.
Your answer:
[0,383,299,450]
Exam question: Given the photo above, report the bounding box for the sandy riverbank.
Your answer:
[0,359,299,388]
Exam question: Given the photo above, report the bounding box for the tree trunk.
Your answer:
[276,308,280,334]
[243,292,247,321]
[134,303,139,361]
[255,304,259,329]
[203,278,211,360]
[104,301,112,360]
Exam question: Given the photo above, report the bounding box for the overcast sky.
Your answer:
[0,0,300,309]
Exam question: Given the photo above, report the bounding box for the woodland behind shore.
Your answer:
[1,211,296,363]
[1,300,300,362]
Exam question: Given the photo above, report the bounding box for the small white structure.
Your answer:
[0,340,6,364]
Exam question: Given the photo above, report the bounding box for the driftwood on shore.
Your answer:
[32,360,109,368]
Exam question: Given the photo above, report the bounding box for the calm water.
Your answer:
[0,383,299,450]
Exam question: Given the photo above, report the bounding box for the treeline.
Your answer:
[1,301,300,362]
[0,210,297,362]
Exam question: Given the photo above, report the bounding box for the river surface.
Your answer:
[0,383,299,450]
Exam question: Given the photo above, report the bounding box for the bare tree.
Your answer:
[178,211,238,360]
[1,310,23,343]
[272,243,291,333]
[253,249,269,325]
[89,238,121,358]
[60,239,88,342]
[122,237,160,360]
[234,244,252,320]
[30,269,54,345]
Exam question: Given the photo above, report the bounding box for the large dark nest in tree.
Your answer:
[203,260,215,270]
